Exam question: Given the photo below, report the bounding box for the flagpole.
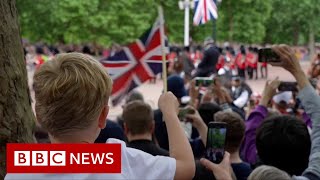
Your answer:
[184,0,190,47]
[158,4,167,92]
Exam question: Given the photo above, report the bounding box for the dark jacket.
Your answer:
[194,45,220,77]
[181,52,195,77]
[128,139,169,156]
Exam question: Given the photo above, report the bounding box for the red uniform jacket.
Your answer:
[246,52,258,68]
[235,53,246,69]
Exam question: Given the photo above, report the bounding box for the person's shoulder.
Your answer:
[153,109,163,122]
[120,145,176,179]
[95,121,125,143]
[231,162,252,171]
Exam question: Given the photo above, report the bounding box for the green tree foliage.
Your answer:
[217,0,272,43]
[264,0,320,45]
[17,0,157,45]
[16,0,320,46]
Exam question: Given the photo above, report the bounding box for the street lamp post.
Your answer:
[179,0,194,47]
[213,0,222,41]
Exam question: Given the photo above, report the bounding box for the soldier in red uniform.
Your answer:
[235,45,246,79]
[246,47,258,80]
[252,47,259,79]
[260,48,268,79]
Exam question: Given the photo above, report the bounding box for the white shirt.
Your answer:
[218,67,230,75]
[5,138,176,180]
[232,87,249,108]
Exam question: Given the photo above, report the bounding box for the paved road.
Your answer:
[27,62,310,120]
[108,62,310,119]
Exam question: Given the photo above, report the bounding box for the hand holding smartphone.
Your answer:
[205,122,227,164]
[195,77,214,87]
[258,48,280,63]
[178,107,195,120]
[278,81,298,92]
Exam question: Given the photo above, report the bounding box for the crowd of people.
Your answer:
[7,40,320,180]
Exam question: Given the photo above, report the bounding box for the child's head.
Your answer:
[123,101,154,138]
[33,53,112,142]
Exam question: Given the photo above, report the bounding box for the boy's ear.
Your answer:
[98,105,109,129]
[150,121,155,134]
[124,123,129,135]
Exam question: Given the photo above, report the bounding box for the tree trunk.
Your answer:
[228,0,233,42]
[0,0,35,178]
[308,28,315,62]
[293,24,299,46]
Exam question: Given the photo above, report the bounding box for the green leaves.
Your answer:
[264,0,320,45]
[16,0,157,45]
[16,0,319,45]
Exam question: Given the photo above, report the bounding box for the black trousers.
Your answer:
[247,67,253,79]
[261,66,268,78]
[253,67,258,79]
[238,68,246,79]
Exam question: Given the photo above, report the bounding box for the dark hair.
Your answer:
[240,45,246,55]
[36,46,44,54]
[214,111,245,153]
[82,45,92,55]
[256,115,311,176]
[123,101,154,135]
[198,103,222,125]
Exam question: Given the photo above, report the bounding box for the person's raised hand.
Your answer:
[185,107,205,129]
[260,77,281,106]
[189,80,199,99]
[158,92,179,117]
[271,45,302,75]
[189,80,200,107]
[201,89,214,104]
[200,152,233,180]
[271,45,310,89]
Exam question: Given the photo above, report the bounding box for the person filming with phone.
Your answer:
[199,45,320,180]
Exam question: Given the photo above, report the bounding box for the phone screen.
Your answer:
[258,48,280,63]
[205,123,227,164]
[178,108,195,120]
[278,82,298,92]
[195,77,213,87]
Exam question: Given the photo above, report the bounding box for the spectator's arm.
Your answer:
[299,85,320,178]
[272,45,320,179]
[242,78,280,164]
[186,109,207,146]
[189,80,200,108]
[302,111,312,129]
[233,90,249,108]
[242,105,268,164]
[159,92,196,180]
[298,85,320,179]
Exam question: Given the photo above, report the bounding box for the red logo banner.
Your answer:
[6,144,121,173]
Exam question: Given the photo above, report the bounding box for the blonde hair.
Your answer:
[33,53,112,138]
[248,165,291,180]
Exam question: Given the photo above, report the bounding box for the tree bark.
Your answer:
[308,28,315,62]
[293,24,299,46]
[0,0,35,178]
[228,0,233,42]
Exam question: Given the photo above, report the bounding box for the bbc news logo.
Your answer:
[7,144,121,173]
[14,151,66,166]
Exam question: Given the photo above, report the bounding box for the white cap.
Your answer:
[273,91,293,104]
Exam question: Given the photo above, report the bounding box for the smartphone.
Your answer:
[178,107,195,120]
[278,81,298,92]
[258,48,280,63]
[195,77,213,87]
[205,122,227,164]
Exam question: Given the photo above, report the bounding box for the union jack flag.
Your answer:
[193,0,218,26]
[100,19,168,105]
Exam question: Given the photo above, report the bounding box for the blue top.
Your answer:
[231,162,252,180]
